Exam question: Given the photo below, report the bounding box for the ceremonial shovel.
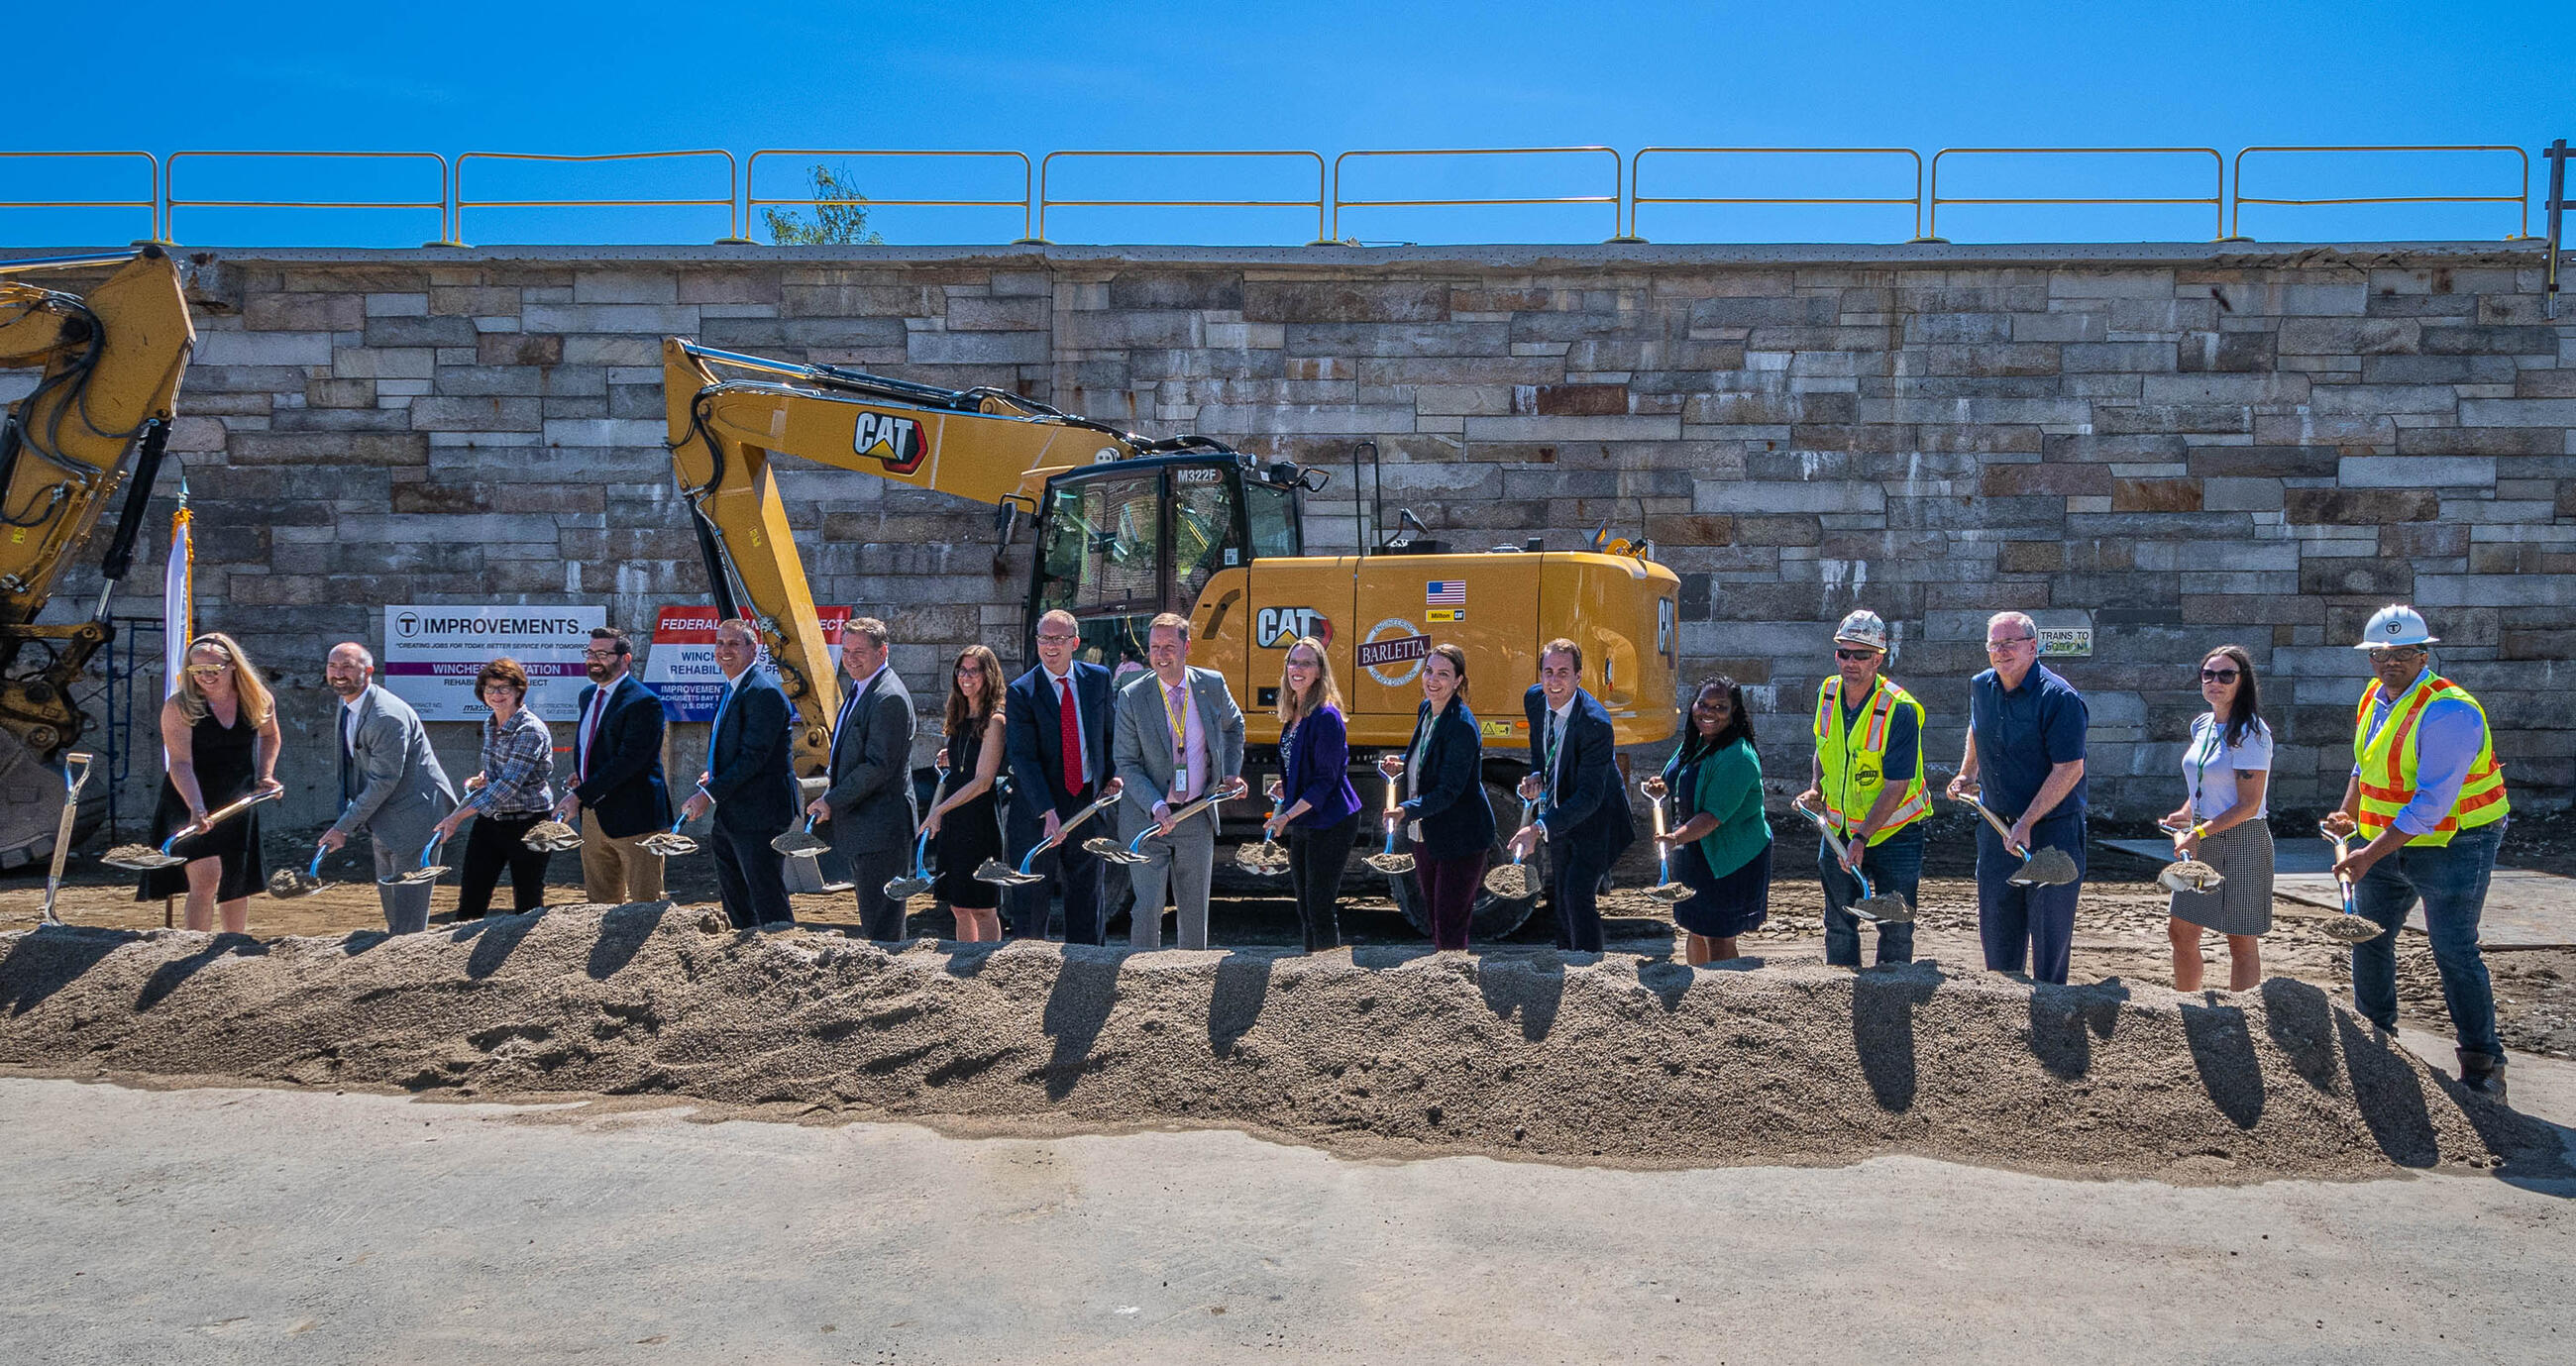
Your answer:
[1084,782,1241,867]
[2315,821,2386,944]
[2153,818,2227,894]
[269,799,352,899]
[1951,791,2079,887]
[881,759,949,900]
[39,753,93,925]
[639,806,701,857]
[770,813,828,857]
[1363,772,1414,876]
[104,787,283,872]
[522,818,583,853]
[978,788,1122,887]
[1234,788,1291,877]
[382,833,451,886]
[1638,778,1690,905]
[1481,797,1539,899]
[1792,800,1914,923]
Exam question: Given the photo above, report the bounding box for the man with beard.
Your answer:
[557,626,672,904]
[318,641,458,933]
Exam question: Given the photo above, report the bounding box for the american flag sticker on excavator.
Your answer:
[1426,581,1465,605]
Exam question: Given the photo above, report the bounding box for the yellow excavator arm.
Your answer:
[0,247,196,851]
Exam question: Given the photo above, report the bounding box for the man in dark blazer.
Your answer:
[559,626,672,904]
[681,618,798,929]
[1003,608,1120,943]
[1508,638,1635,953]
[810,616,916,940]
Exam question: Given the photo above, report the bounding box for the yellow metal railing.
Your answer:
[1035,151,1328,245]
[747,150,1035,244]
[164,151,453,246]
[1925,147,2226,242]
[0,152,163,243]
[2231,145,2532,240]
[1628,147,1924,242]
[454,150,740,245]
[1332,147,1625,242]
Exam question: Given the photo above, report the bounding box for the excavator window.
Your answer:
[1030,458,1268,675]
[1242,477,1301,561]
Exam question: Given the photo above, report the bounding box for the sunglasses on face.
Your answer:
[185,665,231,678]
[1834,649,1878,662]
[2200,668,2239,683]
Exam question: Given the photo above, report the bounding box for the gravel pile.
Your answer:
[0,905,2555,1183]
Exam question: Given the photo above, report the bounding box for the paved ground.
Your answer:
[4,1030,2569,1366]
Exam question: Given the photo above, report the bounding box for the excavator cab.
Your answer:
[1028,455,1301,674]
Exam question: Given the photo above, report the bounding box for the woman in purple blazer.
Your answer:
[1264,636,1362,952]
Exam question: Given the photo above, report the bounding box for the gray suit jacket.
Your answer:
[823,667,918,858]
[1113,666,1244,841]
[330,684,458,842]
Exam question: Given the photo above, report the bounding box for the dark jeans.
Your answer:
[457,810,550,918]
[2351,820,2504,1059]
[1417,851,1486,951]
[710,818,793,929]
[1005,803,1108,945]
[1819,826,1921,966]
[1286,813,1359,953]
[1975,816,2086,985]
[1550,852,1610,953]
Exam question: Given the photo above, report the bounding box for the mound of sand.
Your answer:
[0,905,2556,1183]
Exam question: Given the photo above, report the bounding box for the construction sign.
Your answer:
[380,604,605,723]
[645,605,852,722]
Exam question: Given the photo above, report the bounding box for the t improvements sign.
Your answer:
[381,605,604,723]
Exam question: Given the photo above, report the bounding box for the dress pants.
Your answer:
[851,847,910,940]
[369,813,438,935]
[1285,813,1360,952]
[709,818,793,929]
[1127,818,1217,950]
[1819,826,1922,966]
[1006,804,1109,945]
[457,811,550,917]
[1974,816,2086,984]
[1549,850,1610,953]
[2349,820,2504,1059]
[1416,850,1486,951]
[579,807,666,903]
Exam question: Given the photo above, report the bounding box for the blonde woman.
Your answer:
[141,633,283,932]
[1264,636,1361,952]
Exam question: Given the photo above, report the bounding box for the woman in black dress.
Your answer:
[925,644,1008,942]
[141,633,283,933]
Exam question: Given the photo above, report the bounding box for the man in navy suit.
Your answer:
[1507,638,1636,953]
[680,618,799,929]
[812,616,916,941]
[558,626,672,904]
[1002,609,1121,943]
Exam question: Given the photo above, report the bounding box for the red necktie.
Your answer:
[1057,676,1085,796]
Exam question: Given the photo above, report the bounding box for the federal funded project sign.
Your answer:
[381,604,604,723]
[645,605,852,722]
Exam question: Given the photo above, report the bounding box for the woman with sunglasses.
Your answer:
[140,633,284,933]
[2160,645,2274,991]
[1264,636,1361,952]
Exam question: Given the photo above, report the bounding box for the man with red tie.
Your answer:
[557,627,672,904]
[1003,609,1121,944]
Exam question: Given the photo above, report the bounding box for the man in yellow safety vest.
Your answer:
[1793,609,1927,966]
[2326,603,2512,1100]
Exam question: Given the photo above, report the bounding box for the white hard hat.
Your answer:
[2354,603,2438,650]
[1833,609,1889,652]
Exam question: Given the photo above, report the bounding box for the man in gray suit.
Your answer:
[1113,612,1246,950]
[318,642,459,934]
[809,616,918,940]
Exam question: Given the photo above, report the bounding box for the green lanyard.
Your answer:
[2187,717,2223,816]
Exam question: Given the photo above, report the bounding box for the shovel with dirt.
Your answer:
[1791,798,1914,923]
[2153,818,2227,894]
[103,788,284,873]
[979,786,1123,887]
[1362,771,1414,876]
[1481,797,1539,899]
[1951,791,2079,887]
[1084,780,1243,868]
[1638,778,1690,905]
[2315,821,2388,944]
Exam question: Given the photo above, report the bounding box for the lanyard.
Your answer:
[1159,677,1190,760]
[2187,717,2223,815]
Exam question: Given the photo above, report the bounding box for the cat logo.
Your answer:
[1256,607,1329,648]
[853,411,928,473]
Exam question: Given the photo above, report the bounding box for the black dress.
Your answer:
[933,718,1004,911]
[138,705,266,902]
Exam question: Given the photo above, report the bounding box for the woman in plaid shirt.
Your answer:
[435,657,558,917]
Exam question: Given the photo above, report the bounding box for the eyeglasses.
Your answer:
[582,649,618,659]
[2370,647,2426,659]
[1035,633,1080,644]
[1985,636,2035,654]
[2200,668,2240,683]
[1834,649,1878,662]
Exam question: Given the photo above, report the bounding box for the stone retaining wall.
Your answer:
[11,242,2570,837]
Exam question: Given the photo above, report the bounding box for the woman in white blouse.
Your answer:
[2160,645,2275,991]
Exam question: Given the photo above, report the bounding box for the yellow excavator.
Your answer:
[0,247,194,861]
[664,338,1678,931]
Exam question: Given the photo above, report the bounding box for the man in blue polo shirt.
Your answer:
[1946,610,2089,984]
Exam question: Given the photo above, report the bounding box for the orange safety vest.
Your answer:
[1813,675,1929,846]
[2352,674,2509,846]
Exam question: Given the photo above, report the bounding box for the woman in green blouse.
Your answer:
[1643,676,1771,965]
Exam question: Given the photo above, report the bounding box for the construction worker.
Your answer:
[2326,604,2512,1100]
[1793,610,1926,967]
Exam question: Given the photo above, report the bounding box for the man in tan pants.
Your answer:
[557,627,672,903]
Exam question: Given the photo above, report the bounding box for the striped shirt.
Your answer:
[465,707,556,816]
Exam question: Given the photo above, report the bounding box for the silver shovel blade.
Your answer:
[2157,859,2226,894]
[771,828,829,856]
[975,857,1042,887]
[521,819,584,853]
[883,874,933,900]
[387,863,450,886]
[266,869,324,898]
[1855,893,1914,924]
[2318,913,2384,944]
[1234,840,1289,876]
[1481,862,1536,898]
[102,843,185,872]
[1644,882,1690,905]
[639,833,699,857]
[1364,852,1415,875]
[2009,847,2080,887]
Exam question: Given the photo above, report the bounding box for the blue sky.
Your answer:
[12,1,2568,246]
